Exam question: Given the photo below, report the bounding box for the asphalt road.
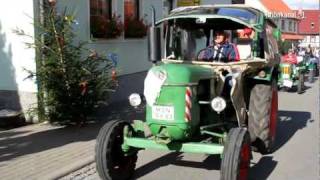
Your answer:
[71,79,319,180]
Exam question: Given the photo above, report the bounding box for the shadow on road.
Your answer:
[273,110,312,152]
[133,110,312,179]
[279,85,311,94]
[0,103,312,177]
[0,99,146,163]
[248,110,311,179]
[0,130,30,140]
[95,100,146,122]
[249,156,278,180]
[0,122,103,163]
[134,152,221,179]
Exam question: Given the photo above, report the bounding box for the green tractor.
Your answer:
[96,5,280,180]
[278,60,306,94]
[306,55,319,83]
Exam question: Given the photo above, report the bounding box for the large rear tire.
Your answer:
[297,72,304,94]
[308,65,315,83]
[315,64,319,77]
[248,80,278,154]
[220,128,251,180]
[95,120,137,180]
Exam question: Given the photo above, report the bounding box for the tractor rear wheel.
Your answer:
[297,72,304,94]
[220,128,251,180]
[248,80,278,154]
[315,64,319,77]
[95,120,137,180]
[309,70,314,83]
[308,64,315,83]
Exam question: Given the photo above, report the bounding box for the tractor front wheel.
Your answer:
[220,128,251,180]
[95,120,137,180]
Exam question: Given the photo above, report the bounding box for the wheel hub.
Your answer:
[239,143,250,180]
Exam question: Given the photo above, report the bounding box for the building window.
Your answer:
[125,0,139,20]
[288,21,292,31]
[273,19,278,25]
[281,20,285,31]
[232,0,245,3]
[303,37,307,43]
[90,0,123,39]
[90,0,112,18]
[306,36,310,42]
[124,0,148,38]
[311,36,316,43]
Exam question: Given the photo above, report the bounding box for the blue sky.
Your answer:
[283,0,319,9]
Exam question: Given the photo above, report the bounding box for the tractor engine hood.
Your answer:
[144,63,214,106]
[155,63,214,84]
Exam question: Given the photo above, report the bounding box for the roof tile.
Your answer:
[260,0,293,14]
[297,10,320,34]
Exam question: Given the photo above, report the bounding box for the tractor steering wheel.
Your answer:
[196,48,211,61]
[196,47,227,62]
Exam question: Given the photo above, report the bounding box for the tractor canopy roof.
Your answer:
[156,5,266,32]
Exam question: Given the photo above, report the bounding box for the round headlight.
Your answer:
[129,93,142,107]
[211,97,226,113]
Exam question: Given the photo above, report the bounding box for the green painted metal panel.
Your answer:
[146,86,197,140]
[124,137,224,155]
[273,29,281,41]
[253,73,272,81]
[151,63,214,84]
[252,67,273,81]
[145,63,213,140]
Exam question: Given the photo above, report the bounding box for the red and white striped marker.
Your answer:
[185,87,192,122]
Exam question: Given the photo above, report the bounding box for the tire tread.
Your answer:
[248,82,276,153]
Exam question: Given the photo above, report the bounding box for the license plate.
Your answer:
[152,105,174,121]
[283,79,293,88]
[282,66,291,74]
[282,74,290,79]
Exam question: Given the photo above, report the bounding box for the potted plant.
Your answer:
[91,14,123,39]
[124,17,148,38]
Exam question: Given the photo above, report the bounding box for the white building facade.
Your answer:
[1,0,239,122]
[0,0,38,121]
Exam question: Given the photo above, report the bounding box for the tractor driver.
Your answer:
[198,30,240,62]
[198,30,240,99]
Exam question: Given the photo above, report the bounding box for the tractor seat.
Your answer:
[236,39,252,60]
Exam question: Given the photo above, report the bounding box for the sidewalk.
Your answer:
[0,101,145,180]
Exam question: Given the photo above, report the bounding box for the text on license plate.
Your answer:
[152,105,174,121]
